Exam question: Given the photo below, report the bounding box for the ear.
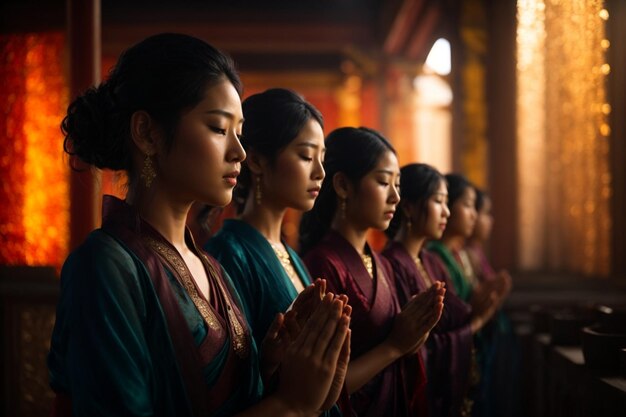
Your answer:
[332,172,352,199]
[246,150,269,175]
[130,110,159,155]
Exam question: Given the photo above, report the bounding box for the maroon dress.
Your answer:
[383,241,474,417]
[304,231,427,417]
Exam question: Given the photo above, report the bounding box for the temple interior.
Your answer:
[1,0,625,415]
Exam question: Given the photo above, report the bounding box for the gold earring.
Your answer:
[255,175,262,205]
[141,154,156,188]
[406,216,412,231]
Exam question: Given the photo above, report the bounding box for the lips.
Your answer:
[223,171,240,186]
[307,186,321,197]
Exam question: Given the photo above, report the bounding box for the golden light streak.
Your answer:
[516,0,610,275]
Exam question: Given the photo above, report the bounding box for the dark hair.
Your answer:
[385,163,444,239]
[445,173,473,208]
[62,33,241,181]
[299,127,396,254]
[234,88,323,211]
[474,187,489,212]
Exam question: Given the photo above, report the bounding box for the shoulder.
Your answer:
[303,245,342,270]
[58,229,153,323]
[62,229,145,288]
[204,228,251,266]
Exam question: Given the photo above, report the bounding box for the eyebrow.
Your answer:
[374,169,400,176]
[204,109,244,123]
[296,142,325,150]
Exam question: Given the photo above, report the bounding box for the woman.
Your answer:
[428,174,498,306]
[206,88,327,348]
[47,34,350,417]
[382,164,499,417]
[428,174,504,417]
[465,188,519,417]
[465,188,512,303]
[300,127,446,417]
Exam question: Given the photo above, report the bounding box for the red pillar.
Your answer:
[67,0,101,251]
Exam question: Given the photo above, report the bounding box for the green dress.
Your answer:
[48,196,263,417]
[205,219,312,347]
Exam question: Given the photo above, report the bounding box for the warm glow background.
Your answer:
[0,33,69,269]
[0,2,614,276]
[516,0,611,275]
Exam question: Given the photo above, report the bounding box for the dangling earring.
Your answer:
[406,216,412,232]
[255,175,262,206]
[340,198,347,220]
[141,154,156,188]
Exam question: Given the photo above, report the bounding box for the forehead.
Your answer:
[193,79,243,118]
[462,186,476,199]
[372,150,400,174]
[290,118,324,145]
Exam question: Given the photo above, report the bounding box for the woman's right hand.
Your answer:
[386,282,446,356]
[274,293,351,415]
[469,284,499,333]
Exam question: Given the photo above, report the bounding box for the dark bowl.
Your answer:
[582,324,626,371]
[594,305,626,327]
[550,311,594,345]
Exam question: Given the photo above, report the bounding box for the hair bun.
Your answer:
[62,82,129,171]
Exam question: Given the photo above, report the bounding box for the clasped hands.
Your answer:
[260,279,351,414]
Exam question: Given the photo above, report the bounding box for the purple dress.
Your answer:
[383,241,474,417]
[304,231,428,417]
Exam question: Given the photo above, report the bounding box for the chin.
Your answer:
[377,220,392,231]
[205,192,232,208]
[298,201,316,212]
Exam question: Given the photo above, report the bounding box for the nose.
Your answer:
[443,203,451,218]
[389,183,400,205]
[312,156,325,181]
[471,207,477,220]
[227,131,246,163]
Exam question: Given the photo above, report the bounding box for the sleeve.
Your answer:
[426,288,474,404]
[52,233,155,417]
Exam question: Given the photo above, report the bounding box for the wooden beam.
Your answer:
[405,5,441,59]
[383,0,426,55]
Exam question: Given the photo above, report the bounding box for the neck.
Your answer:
[441,233,466,252]
[396,227,426,259]
[466,236,483,248]
[240,193,286,243]
[126,185,191,253]
[331,215,369,255]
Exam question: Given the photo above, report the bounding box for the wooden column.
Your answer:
[67,0,101,251]
[607,0,626,277]
[485,0,518,271]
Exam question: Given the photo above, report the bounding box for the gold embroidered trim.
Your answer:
[144,237,249,358]
[143,237,221,331]
[360,253,374,278]
[414,256,434,289]
[199,254,249,358]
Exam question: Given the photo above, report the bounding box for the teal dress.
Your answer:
[205,219,312,347]
[428,241,473,301]
[48,196,263,417]
[205,220,346,416]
